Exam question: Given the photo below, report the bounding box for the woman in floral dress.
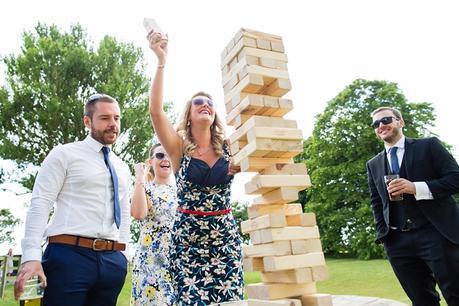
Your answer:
[146,31,244,304]
[131,144,177,305]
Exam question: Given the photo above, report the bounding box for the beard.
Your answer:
[91,127,118,145]
[380,126,402,144]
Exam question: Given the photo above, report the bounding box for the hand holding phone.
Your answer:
[143,18,163,34]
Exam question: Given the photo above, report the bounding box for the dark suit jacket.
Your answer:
[367,137,459,244]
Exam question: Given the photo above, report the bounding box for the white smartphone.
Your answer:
[143,18,163,34]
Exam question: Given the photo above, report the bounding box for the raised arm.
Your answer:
[147,32,182,171]
[131,163,149,220]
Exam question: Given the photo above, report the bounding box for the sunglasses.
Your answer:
[192,98,215,108]
[371,116,398,129]
[152,152,166,159]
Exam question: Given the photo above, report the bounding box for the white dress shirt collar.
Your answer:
[385,135,406,153]
[84,135,112,153]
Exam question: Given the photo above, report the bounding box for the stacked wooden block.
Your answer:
[221,29,333,306]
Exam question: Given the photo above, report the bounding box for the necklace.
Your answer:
[196,146,211,156]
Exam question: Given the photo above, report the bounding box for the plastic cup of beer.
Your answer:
[384,174,403,201]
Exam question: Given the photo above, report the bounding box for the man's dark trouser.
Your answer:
[42,243,127,306]
[384,224,459,306]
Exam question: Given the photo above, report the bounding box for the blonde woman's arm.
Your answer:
[147,31,182,172]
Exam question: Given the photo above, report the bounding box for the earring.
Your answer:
[187,121,191,126]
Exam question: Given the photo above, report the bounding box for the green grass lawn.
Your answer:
[1,258,447,305]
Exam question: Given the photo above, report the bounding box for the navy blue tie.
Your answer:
[390,147,400,174]
[102,147,121,228]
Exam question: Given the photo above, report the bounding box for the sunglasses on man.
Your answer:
[152,152,166,159]
[371,116,399,129]
[192,98,215,108]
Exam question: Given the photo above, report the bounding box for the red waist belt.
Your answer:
[178,207,231,216]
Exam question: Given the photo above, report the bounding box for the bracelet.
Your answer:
[135,181,146,188]
[157,64,165,69]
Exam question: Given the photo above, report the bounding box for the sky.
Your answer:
[1,0,458,254]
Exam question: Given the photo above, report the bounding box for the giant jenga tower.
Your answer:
[220,29,333,306]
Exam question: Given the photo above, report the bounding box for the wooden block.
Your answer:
[241,214,287,233]
[246,127,303,143]
[259,57,288,70]
[263,252,326,271]
[247,65,289,80]
[240,28,283,41]
[230,139,246,155]
[248,204,287,219]
[251,226,320,245]
[229,116,299,145]
[223,74,239,94]
[286,213,317,227]
[311,265,330,282]
[290,239,323,255]
[222,55,263,86]
[252,188,299,205]
[243,241,292,258]
[225,94,264,117]
[259,57,277,69]
[256,38,272,50]
[272,98,294,116]
[241,157,294,173]
[221,37,258,68]
[240,47,288,63]
[220,47,228,62]
[299,293,333,306]
[260,78,292,97]
[261,163,307,175]
[245,175,311,195]
[231,126,303,148]
[261,268,314,284]
[245,203,303,219]
[248,299,301,306]
[224,73,264,104]
[226,95,294,125]
[271,40,285,53]
[247,282,316,300]
[244,257,264,272]
[233,138,303,166]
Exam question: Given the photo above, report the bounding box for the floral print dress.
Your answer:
[131,183,178,306]
[170,145,244,305]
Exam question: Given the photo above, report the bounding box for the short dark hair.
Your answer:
[371,106,403,120]
[84,93,118,118]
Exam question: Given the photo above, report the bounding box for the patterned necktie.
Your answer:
[390,146,400,174]
[102,147,121,228]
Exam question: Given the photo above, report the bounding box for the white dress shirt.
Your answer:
[21,135,131,263]
[385,136,433,201]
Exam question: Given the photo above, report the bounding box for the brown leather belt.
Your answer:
[48,234,125,251]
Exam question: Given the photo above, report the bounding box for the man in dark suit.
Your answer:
[367,106,459,306]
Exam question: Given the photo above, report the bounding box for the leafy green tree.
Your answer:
[0,23,171,191]
[0,209,20,244]
[296,79,437,259]
[231,201,249,244]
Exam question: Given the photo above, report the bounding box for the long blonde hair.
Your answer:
[176,91,225,157]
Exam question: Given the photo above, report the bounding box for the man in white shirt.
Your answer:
[14,94,131,306]
[367,106,459,306]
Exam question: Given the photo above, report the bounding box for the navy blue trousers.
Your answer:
[42,243,127,306]
[384,224,459,306]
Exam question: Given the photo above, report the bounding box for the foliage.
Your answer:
[231,200,249,244]
[296,79,437,259]
[0,208,20,244]
[0,23,171,191]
